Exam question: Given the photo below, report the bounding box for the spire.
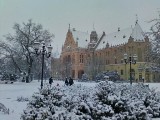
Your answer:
[135,14,138,24]
[158,8,160,19]
[93,23,95,31]
[68,24,71,31]
[106,42,109,48]
[131,21,144,41]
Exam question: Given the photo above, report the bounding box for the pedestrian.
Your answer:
[69,77,74,86]
[65,77,68,86]
[49,77,53,87]
[142,77,144,83]
[7,108,9,114]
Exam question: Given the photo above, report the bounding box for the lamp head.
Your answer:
[133,54,137,63]
[46,45,53,58]
[124,53,127,60]
[47,45,53,53]
[123,53,128,64]
[34,41,40,52]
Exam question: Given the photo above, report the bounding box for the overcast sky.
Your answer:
[0,0,160,53]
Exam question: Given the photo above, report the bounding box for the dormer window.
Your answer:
[123,35,126,38]
[103,41,105,44]
[67,46,70,49]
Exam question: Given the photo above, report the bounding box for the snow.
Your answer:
[0,80,160,120]
[96,22,145,50]
[71,29,103,48]
[71,29,90,48]
[0,81,40,120]
[96,27,132,50]
[131,22,145,41]
[69,22,146,50]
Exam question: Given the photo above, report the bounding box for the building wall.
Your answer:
[90,37,150,80]
[57,28,160,82]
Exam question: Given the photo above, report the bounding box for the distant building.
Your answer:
[55,21,160,82]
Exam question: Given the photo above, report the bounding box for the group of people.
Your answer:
[65,77,74,86]
[48,76,74,87]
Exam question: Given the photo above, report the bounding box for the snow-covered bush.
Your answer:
[0,103,9,114]
[81,73,89,81]
[95,81,160,119]
[21,82,160,120]
[17,96,29,102]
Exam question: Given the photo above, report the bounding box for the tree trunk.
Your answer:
[26,61,33,83]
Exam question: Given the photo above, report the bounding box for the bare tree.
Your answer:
[147,13,160,66]
[0,41,23,73]
[1,19,54,82]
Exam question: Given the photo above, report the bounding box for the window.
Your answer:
[106,60,108,65]
[121,59,123,63]
[115,59,117,64]
[121,70,123,75]
[115,50,117,54]
[153,74,155,79]
[138,48,142,62]
[80,54,84,63]
[82,55,84,63]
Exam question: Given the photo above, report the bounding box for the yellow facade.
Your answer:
[106,62,160,82]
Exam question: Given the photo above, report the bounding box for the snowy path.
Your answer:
[0,80,160,120]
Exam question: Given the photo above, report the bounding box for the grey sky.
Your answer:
[0,0,160,53]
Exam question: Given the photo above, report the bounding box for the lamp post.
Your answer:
[34,41,53,89]
[124,53,137,85]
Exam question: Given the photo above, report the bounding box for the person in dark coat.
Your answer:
[49,77,53,87]
[65,77,69,86]
[69,77,74,86]
[142,77,145,83]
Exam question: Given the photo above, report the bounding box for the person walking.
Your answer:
[49,77,53,87]
[142,77,145,83]
[65,77,68,86]
[69,77,74,86]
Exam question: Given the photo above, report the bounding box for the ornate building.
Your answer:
[58,22,160,82]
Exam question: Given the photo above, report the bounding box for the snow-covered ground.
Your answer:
[0,80,160,120]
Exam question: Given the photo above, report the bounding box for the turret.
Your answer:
[90,30,98,43]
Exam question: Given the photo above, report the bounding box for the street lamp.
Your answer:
[34,41,53,89]
[124,53,137,85]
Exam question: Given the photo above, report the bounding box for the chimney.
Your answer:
[118,27,120,32]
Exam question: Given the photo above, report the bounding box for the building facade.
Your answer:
[58,22,160,82]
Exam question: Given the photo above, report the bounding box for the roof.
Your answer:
[96,27,132,50]
[131,22,145,41]
[71,29,90,48]
[96,22,145,50]
[69,22,145,50]
[71,29,102,48]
